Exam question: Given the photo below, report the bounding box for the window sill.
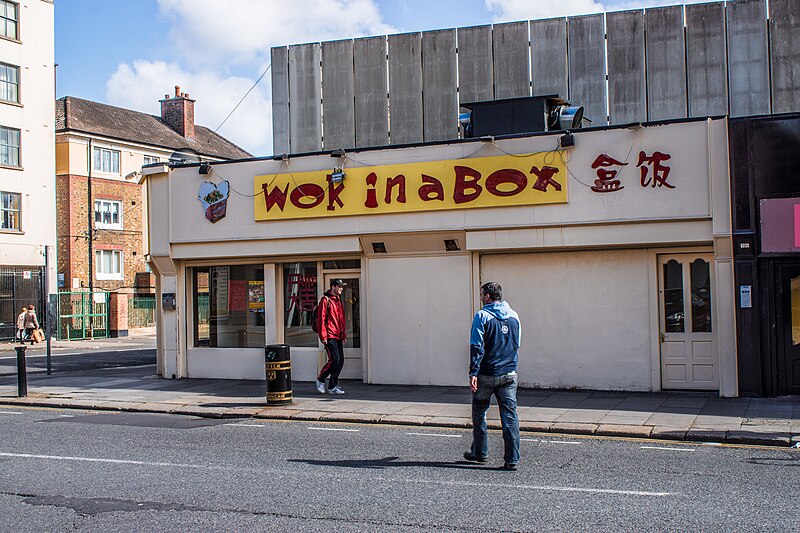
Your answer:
[95,225,124,231]
[96,274,123,281]
[0,100,22,108]
[0,164,22,171]
[0,35,21,45]
[0,228,22,234]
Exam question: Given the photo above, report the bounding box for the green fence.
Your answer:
[57,291,109,340]
[129,295,156,329]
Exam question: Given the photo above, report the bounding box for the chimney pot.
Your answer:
[174,85,180,97]
[164,94,169,99]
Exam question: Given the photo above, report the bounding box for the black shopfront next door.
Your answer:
[775,263,800,395]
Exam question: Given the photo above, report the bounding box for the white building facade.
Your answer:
[146,117,738,396]
[0,0,55,339]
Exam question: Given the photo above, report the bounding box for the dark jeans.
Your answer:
[318,339,345,389]
[470,372,520,465]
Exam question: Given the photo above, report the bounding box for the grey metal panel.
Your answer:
[606,10,645,125]
[645,6,687,121]
[568,14,607,126]
[529,18,567,98]
[388,32,423,145]
[686,2,728,117]
[270,47,290,155]
[727,0,769,117]
[492,21,530,99]
[322,39,355,150]
[422,29,458,142]
[457,25,493,105]
[769,0,800,114]
[353,36,389,148]
[288,43,322,153]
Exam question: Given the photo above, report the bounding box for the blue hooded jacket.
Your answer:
[469,300,521,377]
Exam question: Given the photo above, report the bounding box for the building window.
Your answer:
[283,262,318,347]
[0,63,18,103]
[92,147,120,174]
[0,126,19,167]
[96,250,123,280]
[0,1,17,40]
[143,155,159,165]
[94,199,122,229]
[192,265,265,348]
[1,190,20,230]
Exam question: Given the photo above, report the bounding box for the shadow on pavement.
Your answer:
[287,456,492,470]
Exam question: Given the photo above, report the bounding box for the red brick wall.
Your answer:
[56,174,148,291]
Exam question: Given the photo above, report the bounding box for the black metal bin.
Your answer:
[265,344,292,405]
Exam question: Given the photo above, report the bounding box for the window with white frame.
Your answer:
[96,250,123,280]
[0,63,19,103]
[143,155,159,165]
[93,147,120,174]
[0,126,19,167]
[1,190,20,230]
[0,1,17,40]
[94,199,122,229]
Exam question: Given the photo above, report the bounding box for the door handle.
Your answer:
[660,332,665,343]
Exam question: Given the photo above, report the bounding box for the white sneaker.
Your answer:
[315,380,327,394]
[328,386,345,395]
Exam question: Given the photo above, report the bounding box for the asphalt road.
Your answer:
[0,408,798,532]
[0,341,155,376]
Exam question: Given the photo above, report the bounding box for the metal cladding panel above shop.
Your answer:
[273,1,799,154]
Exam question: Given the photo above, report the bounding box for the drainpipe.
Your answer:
[87,138,94,338]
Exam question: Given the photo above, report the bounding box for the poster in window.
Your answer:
[248,281,265,312]
[228,279,247,312]
[211,267,229,318]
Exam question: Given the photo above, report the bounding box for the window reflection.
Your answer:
[283,262,318,347]
[690,259,712,333]
[663,260,684,333]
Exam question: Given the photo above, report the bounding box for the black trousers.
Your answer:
[318,339,345,388]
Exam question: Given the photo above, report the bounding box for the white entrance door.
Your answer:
[323,274,362,380]
[658,254,717,390]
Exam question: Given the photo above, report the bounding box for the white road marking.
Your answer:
[57,415,74,418]
[308,427,359,432]
[0,411,23,415]
[406,432,462,438]
[0,452,208,469]
[521,438,581,445]
[641,446,695,452]
[227,423,267,427]
[406,478,672,497]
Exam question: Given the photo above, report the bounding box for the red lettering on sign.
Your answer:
[384,175,407,204]
[530,166,562,192]
[486,169,527,197]
[326,174,345,211]
[453,166,482,204]
[418,174,444,201]
[590,154,626,193]
[262,183,290,212]
[290,184,325,209]
[364,172,379,208]
[637,151,674,189]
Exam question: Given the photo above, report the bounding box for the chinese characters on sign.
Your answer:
[287,274,317,313]
[589,151,674,193]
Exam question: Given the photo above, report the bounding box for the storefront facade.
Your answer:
[146,117,738,395]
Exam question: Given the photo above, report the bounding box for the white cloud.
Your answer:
[106,60,271,156]
[485,0,605,21]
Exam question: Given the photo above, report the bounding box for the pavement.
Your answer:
[2,336,800,447]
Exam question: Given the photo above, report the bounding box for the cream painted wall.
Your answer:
[0,0,55,289]
[57,134,175,180]
[366,254,472,386]
[481,249,654,391]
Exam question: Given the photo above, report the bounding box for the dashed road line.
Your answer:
[309,427,360,432]
[641,446,695,452]
[406,432,462,438]
[522,438,582,445]
[0,411,23,415]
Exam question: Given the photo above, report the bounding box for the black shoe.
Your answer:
[463,452,487,463]
[501,463,518,471]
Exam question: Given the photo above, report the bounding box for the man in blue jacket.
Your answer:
[464,281,521,471]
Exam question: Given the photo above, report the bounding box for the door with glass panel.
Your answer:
[776,264,800,395]
[658,254,717,390]
[323,273,362,380]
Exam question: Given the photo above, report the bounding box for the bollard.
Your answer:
[15,346,27,397]
[265,344,292,405]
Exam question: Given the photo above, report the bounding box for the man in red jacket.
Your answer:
[315,279,347,395]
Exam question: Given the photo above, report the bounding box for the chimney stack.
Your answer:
[160,85,195,138]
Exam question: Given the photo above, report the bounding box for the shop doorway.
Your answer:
[775,264,800,395]
[658,254,717,390]
[323,273,362,380]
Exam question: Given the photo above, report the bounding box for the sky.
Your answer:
[55,0,709,157]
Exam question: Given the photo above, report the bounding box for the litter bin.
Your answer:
[265,344,292,405]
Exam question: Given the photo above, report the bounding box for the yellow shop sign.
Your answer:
[253,152,567,221]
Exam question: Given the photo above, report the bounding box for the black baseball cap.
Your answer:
[330,279,347,287]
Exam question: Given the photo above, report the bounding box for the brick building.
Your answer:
[55,88,250,335]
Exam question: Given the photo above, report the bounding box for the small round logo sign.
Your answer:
[501,325,509,334]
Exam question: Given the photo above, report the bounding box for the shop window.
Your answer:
[193,265,265,348]
[1,190,20,230]
[283,262,318,347]
[94,199,122,229]
[93,147,120,174]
